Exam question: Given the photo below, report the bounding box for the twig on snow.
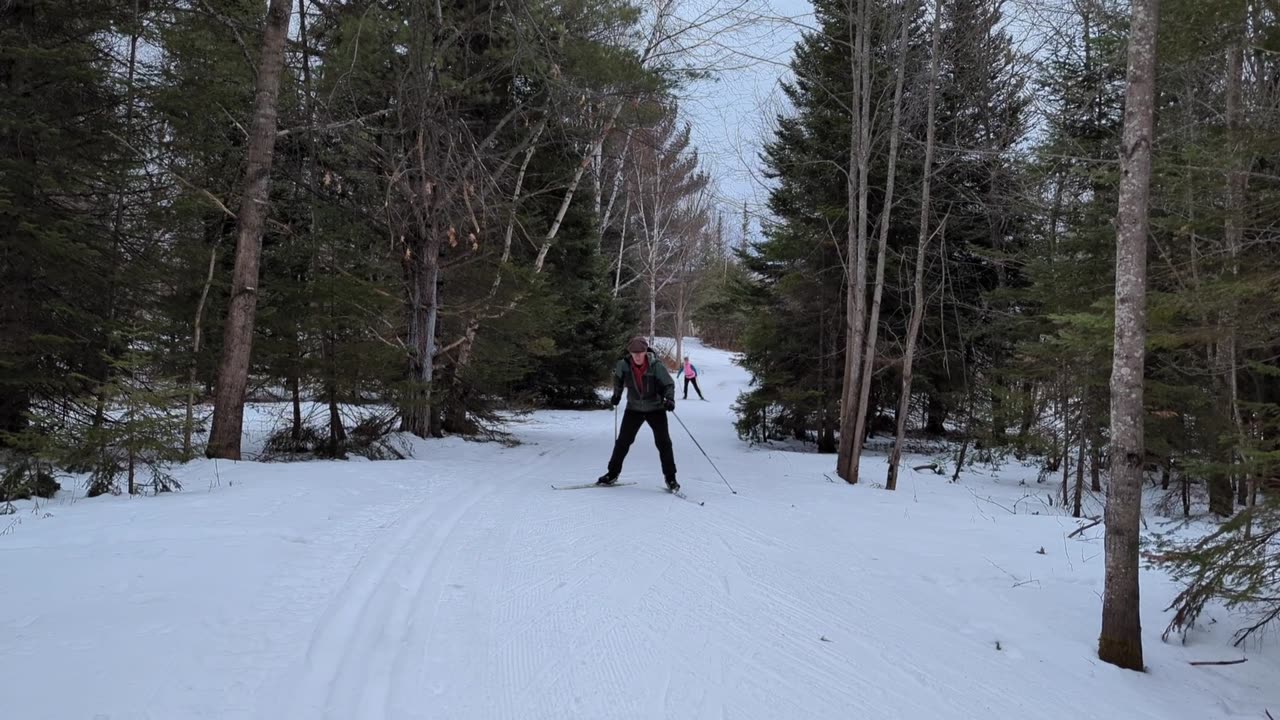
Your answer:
[986,557,1040,588]
[1068,516,1104,539]
[1187,658,1248,666]
[969,487,1015,514]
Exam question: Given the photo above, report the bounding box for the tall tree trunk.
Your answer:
[298,0,339,453]
[1224,37,1248,510]
[1074,417,1086,518]
[97,0,142,433]
[1061,384,1070,508]
[837,0,873,482]
[400,217,442,438]
[184,242,219,459]
[205,0,295,459]
[443,126,543,432]
[887,2,942,491]
[852,0,913,484]
[1099,0,1159,673]
[396,0,449,439]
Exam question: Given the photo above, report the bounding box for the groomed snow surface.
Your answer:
[3,339,1277,720]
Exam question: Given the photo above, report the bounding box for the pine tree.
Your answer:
[0,1,129,447]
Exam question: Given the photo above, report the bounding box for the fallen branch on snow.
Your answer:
[1068,516,1103,539]
[1187,658,1248,666]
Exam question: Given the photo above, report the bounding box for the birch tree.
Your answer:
[887,0,943,492]
[625,109,711,345]
[849,0,915,483]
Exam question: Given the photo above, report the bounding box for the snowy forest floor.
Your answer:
[3,339,1278,719]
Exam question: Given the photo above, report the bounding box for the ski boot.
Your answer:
[596,473,619,486]
[665,476,680,493]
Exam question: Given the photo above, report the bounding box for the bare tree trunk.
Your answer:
[184,244,219,460]
[205,0,295,460]
[614,201,630,297]
[887,2,942,491]
[1091,437,1102,492]
[648,271,658,344]
[675,298,685,366]
[1074,417,1086,518]
[1224,38,1248,509]
[443,127,543,432]
[1061,385,1070,508]
[598,132,633,241]
[326,376,346,457]
[951,438,967,484]
[396,0,448,439]
[290,371,303,445]
[852,0,913,484]
[837,0,873,482]
[401,216,441,438]
[1099,0,1159,673]
[536,102,625,272]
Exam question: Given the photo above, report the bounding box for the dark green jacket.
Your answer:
[612,351,675,412]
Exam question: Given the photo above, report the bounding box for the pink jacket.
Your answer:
[683,360,697,379]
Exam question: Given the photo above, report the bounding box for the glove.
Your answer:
[663,398,675,412]
[611,393,621,407]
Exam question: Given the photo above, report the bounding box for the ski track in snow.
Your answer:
[3,339,1279,720]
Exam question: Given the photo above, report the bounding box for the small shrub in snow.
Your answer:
[0,455,61,502]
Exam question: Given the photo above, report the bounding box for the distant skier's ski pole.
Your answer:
[671,412,737,495]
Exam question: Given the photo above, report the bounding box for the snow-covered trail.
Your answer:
[3,340,1278,719]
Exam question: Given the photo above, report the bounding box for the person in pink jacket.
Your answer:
[681,356,705,400]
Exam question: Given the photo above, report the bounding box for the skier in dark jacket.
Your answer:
[597,336,680,492]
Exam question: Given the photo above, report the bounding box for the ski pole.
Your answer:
[672,411,737,495]
[614,405,618,441]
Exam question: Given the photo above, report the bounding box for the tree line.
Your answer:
[714,0,1280,671]
[0,0,735,497]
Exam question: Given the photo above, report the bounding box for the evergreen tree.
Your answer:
[0,2,129,445]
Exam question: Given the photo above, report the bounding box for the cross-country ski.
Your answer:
[551,481,638,490]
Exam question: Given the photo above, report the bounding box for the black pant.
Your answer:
[683,377,703,399]
[608,409,677,480]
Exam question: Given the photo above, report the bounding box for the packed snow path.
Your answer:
[3,340,1277,719]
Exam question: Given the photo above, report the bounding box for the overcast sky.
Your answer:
[668,0,816,240]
